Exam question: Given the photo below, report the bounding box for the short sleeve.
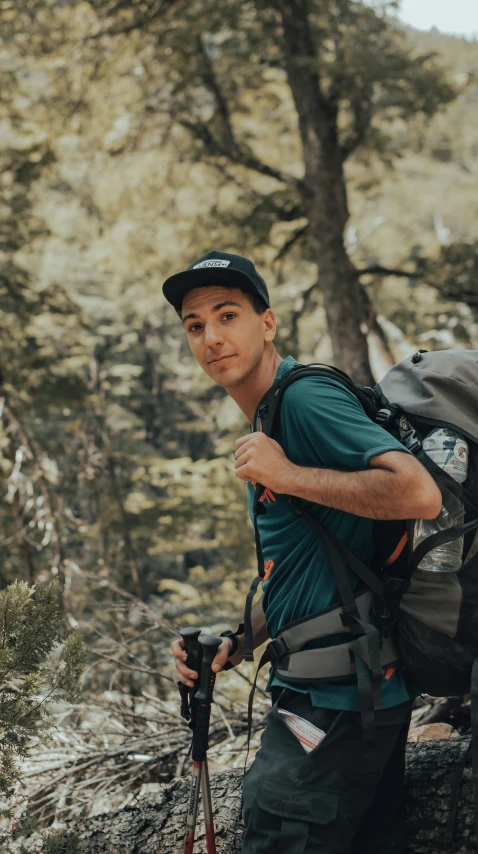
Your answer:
[280,377,409,470]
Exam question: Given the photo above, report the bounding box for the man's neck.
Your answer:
[226,348,283,424]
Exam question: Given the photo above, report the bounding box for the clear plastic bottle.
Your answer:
[413,428,469,573]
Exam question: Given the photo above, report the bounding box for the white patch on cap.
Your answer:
[193,260,231,269]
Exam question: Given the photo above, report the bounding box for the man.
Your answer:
[165,250,441,854]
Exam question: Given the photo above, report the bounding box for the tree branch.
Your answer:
[180,118,305,194]
[273,223,309,262]
[179,31,305,195]
[357,265,421,279]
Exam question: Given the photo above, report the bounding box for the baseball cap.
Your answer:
[162,250,270,313]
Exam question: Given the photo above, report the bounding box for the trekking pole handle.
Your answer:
[195,635,222,704]
[192,635,222,762]
[178,628,202,723]
[180,627,202,673]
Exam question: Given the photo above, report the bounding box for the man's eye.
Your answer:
[188,324,201,333]
[223,313,236,320]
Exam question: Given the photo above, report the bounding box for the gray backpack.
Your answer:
[245,349,478,839]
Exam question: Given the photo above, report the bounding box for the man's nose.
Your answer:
[204,323,224,346]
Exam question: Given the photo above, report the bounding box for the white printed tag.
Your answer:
[278,709,326,753]
[193,260,231,269]
[452,440,468,475]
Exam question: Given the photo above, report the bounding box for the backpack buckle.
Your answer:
[402,432,421,454]
[376,407,397,427]
[267,636,289,662]
[399,417,422,454]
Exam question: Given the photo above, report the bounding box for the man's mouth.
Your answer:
[208,355,236,364]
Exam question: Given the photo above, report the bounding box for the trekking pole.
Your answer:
[179,628,202,854]
[178,627,202,724]
[183,634,222,854]
[193,635,222,854]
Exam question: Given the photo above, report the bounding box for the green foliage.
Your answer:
[0,581,85,796]
[41,829,82,854]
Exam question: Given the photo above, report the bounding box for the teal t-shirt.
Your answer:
[247,356,415,711]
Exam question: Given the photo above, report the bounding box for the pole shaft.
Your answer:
[201,757,217,854]
[183,761,202,854]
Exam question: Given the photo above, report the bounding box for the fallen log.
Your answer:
[17,737,478,853]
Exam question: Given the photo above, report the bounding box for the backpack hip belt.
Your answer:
[266,589,398,684]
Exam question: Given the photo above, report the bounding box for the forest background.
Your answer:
[1,0,478,848]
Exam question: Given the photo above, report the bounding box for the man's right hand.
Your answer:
[171,635,244,687]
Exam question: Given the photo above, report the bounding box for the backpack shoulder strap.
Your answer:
[254,363,379,438]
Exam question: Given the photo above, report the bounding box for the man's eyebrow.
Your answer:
[181,301,243,325]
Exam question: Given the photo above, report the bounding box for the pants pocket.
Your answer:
[243,777,339,854]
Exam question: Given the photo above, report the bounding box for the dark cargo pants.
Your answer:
[242,689,412,854]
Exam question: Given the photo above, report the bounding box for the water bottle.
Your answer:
[413,428,469,573]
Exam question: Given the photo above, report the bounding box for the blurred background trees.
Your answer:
[0,0,477,844]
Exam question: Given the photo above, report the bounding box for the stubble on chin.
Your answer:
[203,362,242,391]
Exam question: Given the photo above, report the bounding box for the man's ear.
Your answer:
[263,309,276,342]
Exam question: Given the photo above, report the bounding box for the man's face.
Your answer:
[181,285,276,389]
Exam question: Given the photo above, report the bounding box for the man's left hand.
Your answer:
[234,432,294,493]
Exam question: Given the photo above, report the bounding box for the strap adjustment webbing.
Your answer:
[271,632,397,683]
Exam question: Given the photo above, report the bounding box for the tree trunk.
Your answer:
[274,0,374,386]
[36,738,476,853]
